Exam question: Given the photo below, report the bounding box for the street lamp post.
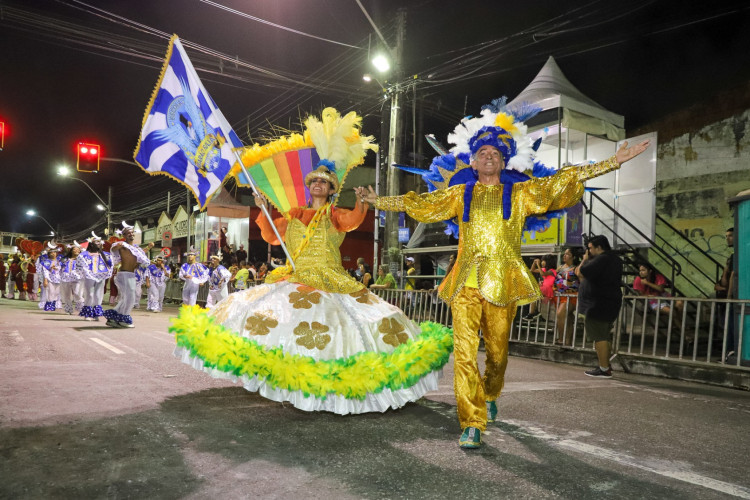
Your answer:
[57,166,112,235]
[26,210,57,238]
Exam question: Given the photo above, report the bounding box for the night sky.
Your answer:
[2,0,749,238]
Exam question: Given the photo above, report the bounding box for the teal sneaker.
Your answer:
[487,401,498,423]
[459,427,482,449]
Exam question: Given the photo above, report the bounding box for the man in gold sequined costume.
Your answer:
[365,106,649,448]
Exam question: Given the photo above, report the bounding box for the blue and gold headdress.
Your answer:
[401,97,563,238]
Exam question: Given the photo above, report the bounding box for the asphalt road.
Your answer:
[1,296,749,499]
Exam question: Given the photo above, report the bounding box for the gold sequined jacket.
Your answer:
[256,205,367,294]
[375,157,620,306]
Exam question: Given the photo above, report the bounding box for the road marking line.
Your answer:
[504,419,750,498]
[89,337,125,354]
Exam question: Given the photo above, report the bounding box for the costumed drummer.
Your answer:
[206,253,231,309]
[179,248,208,306]
[104,222,154,328]
[171,108,453,415]
[366,99,650,448]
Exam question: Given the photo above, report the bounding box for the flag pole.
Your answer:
[230,150,295,271]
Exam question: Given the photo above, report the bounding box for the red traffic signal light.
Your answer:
[0,121,5,151]
[76,142,101,172]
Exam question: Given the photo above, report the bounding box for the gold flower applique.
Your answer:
[288,285,322,309]
[379,318,409,347]
[294,321,331,350]
[349,288,377,305]
[244,311,279,336]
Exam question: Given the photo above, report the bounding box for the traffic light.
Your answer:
[0,121,5,151]
[76,142,100,173]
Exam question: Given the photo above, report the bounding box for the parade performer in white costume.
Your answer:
[146,255,170,312]
[179,249,208,306]
[60,241,84,315]
[35,250,50,308]
[77,232,113,321]
[104,222,153,328]
[42,245,62,311]
[206,254,231,309]
[133,265,147,309]
[171,108,453,415]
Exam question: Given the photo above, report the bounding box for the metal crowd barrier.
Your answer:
[159,279,750,371]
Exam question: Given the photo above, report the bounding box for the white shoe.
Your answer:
[84,317,93,322]
[118,321,135,328]
[106,319,120,328]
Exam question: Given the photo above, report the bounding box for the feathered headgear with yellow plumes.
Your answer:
[231,107,377,211]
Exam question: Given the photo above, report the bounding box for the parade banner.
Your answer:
[134,35,243,209]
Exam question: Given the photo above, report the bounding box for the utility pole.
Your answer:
[384,7,406,267]
[107,186,112,236]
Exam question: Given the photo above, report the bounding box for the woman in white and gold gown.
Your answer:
[171,109,452,415]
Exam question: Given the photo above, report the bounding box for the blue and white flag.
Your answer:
[134,35,243,209]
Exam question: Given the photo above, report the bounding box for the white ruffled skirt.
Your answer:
[172,281,453,415]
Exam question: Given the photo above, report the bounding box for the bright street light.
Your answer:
[56,164,112,233]
[362,73,372,82]
[372,54,390,73]
[26,209,57,236]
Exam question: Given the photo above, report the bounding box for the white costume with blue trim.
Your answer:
[104,242,151,326]
[146,263,171,312]
[179,262,208,306]
[77,250,113,319]
[206,264,231,309]
[42,255,62,311]
[60,255,84,314]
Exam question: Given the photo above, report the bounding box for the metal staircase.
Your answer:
[584,191,724,298]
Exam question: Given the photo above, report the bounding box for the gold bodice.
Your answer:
[266,214,364,294]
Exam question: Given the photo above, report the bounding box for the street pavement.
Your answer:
[1,296,749,499]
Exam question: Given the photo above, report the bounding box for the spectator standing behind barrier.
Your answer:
[354,257,366,281]
[554,247,580,344]
[404,257,417,290]
[524,254,557,320]
[235,245,247,267]
[714,228,736,358]
[369,264,396,289]
[358,262,372,288]
[577,235,623,378]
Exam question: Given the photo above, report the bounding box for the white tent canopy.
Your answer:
[509,56,625,141]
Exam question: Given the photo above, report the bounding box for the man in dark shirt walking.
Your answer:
[577,235,622,378]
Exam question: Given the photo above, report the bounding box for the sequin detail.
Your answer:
[379,318,409,347]
[376,157,620,307]
[294,321,331,350]
[289,285,322,309]
[244,311,279,336]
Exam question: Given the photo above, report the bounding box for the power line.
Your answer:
[199,0,364,50]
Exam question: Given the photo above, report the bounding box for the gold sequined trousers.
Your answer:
[452,286,516,431]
